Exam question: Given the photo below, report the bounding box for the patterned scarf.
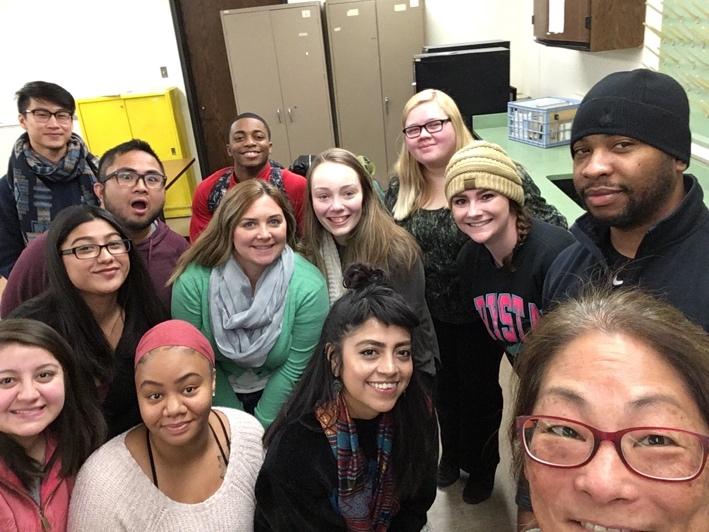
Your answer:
[206,160,285,214]
[316,395,399,531]
[8,132,98,243]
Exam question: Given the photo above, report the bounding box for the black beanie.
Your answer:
[570,69,691,164]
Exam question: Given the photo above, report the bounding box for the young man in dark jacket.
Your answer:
[543,68,709,331]
[0,81,100,278]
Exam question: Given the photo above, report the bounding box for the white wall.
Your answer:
[0,0,199,175]
[424,0,658,100]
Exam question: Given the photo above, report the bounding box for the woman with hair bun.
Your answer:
[255,264,437,531]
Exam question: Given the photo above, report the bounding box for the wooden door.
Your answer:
[270,4,335,162]
[376,0,425,178]
[221,9,292,165]
[326,0,388,184]
[172,0,282,176]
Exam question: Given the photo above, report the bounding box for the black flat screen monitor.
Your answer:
[422,40,510,53]
[414,47,510,130]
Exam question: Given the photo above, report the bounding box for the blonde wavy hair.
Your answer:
[303,147,420,275]
[392,89,473,220]
[169,180,297,283]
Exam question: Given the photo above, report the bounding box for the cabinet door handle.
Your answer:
[384,96,390,114]
[287,107,293,122]
[277,108,282,123]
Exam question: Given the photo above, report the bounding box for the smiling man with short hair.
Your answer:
[189,112,306,242]
[543,69,709,331]
[0,81,100,278]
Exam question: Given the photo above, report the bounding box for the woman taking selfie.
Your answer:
[171,180,329,427]
[68,319,264,530]
[511,289,709,531]
[303,147,438,382]
[255,265,437,530]
[0,319,105,531]
[10,205,166,436]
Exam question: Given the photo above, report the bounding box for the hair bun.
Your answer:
[343,264,387,291]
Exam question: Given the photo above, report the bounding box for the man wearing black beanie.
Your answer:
[543,69,709,332]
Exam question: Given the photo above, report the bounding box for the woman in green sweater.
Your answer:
[170,180,329,428]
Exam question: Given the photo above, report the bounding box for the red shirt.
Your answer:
[189,162,306,242]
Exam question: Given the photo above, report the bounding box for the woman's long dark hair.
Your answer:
[9,205,166,387]
[0,319,106,488]
[264,264,435,499]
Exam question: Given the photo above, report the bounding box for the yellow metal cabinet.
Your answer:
[76,88,195,218]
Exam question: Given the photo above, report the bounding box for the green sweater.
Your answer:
[171,253,329,428]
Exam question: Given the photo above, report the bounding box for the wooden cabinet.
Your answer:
[221,2,335,166]
[533,0,645,52]
[326,0,425,182]
[75,88,195,218]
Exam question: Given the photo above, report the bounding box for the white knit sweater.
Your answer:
[68,408,264,531]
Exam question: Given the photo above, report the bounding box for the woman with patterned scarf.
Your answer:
[255,264,437,531]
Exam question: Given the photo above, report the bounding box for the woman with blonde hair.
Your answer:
[302,147,438,383]
[385,89,566,504]
[170,180,329,428]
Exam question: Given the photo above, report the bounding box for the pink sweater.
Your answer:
[0,437,73,532]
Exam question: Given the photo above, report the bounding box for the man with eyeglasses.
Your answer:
[1,139,188,316]
[0,81,100,279]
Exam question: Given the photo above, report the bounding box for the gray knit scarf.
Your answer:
[209,246,295,368]
[320,233,347,305]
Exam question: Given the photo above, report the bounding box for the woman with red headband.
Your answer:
[68,320,264,531]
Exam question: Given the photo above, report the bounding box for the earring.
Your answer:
[332,377,343,395]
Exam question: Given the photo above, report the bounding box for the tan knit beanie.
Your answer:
[444,141,524,206]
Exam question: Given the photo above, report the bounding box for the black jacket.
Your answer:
[254,413,437,531]
[543,175,709,331]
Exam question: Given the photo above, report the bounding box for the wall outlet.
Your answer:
[160,66,168,78]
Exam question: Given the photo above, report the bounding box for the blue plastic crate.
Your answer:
[508,97,580,148]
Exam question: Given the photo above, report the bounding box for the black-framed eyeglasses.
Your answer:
[23,109,74,124]
[402,118,451,139]
[517,415,709,482]
[60,239,132,260]
[102,170,167,190]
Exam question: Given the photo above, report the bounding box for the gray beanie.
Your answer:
[570,69,691,164]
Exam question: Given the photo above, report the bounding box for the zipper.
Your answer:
[0,472,63,531]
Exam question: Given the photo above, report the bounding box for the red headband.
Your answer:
[135,320,215,367]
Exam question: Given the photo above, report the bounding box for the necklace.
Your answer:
[145,410,231,488]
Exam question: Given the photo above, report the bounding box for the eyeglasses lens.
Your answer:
[522,417,704,481]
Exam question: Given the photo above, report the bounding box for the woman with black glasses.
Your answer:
[511,289,709,531]
[10,205,167,437]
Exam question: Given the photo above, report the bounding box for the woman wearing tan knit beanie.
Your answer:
[446,140,575,524]
[445,139,574,350]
